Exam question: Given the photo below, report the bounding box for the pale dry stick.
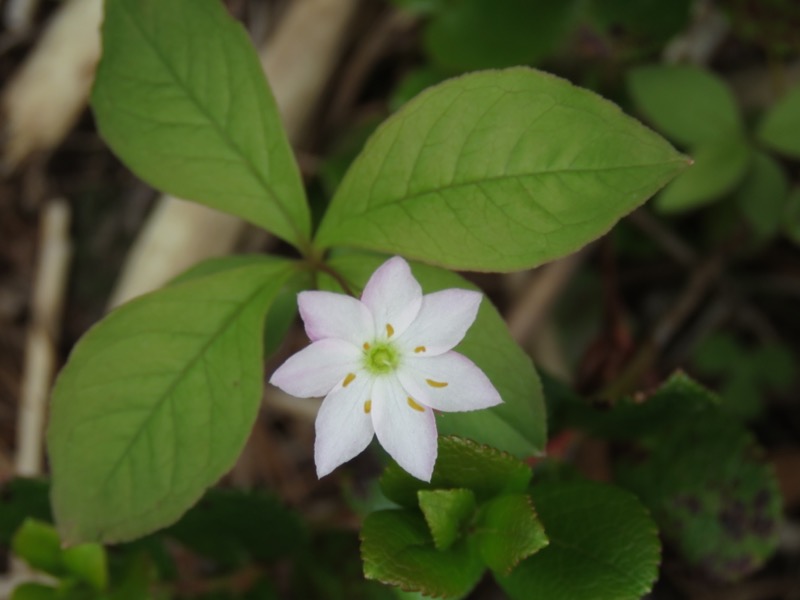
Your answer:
[108,0,360,308]
[16,200,72,477]
[662,0,729,66]
[506,252,587,346]
[1,0,102,173]
[3,0,39,34]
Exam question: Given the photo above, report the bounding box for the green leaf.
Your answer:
[361,510,484,598]
[417,489,476,551]
[0,478,51,545]
[496,482,660,600]
[169,255,311,358]
[616,415,781,581]
[758,83,800,158]
[627,65,742,146]
[12,519,64,576]
[324,253,547,456]
[381,437,531,509]
[62,544,108,591]
[736,151,788,238]
[48,261,294,543]
[588,0,691,43]
[92,0,310,249]
[10,584,57,600]
[656,136,751,213]
[424,0,577,70]
[475,494,547,574]
[315,69,688,272]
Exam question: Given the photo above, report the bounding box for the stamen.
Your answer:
[426,379,448,388]
[364,400,372,414]
[363,342,370,350]
[414,346,426,353]
[386,323,395,338]
[343,373,356,387]
[407,397,425,412]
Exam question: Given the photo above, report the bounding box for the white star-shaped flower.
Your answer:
[269,256,502,481]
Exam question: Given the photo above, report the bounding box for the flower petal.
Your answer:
[315,373,375,477]
[397,351,502,412]
[361,257,422,340]
[269,339,361,397]
[298,290,374,346]
[371,375,437,482]
[396,289,482,356]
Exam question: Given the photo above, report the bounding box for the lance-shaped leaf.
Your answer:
[48,261,294,543]
[323,253,546,457]
[92,0,311,249]
[315,68,688,271]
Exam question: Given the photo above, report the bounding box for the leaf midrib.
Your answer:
[114,0,306,245]
[95,269,281,494]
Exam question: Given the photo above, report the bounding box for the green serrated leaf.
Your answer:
[381,437,531,509]
[48,261,294,543]
[475,494,547,574]
[12,519,64,576]
[628,65,742,146]
[315,68,687,272]
[496,482,660,600]
[735,151,789,238]
[424,0,578,70]
[62,543,108,591]
[757,83,800,158]
[656,136,752,213]
[361,510,483,598]
[616,415,781,581]
[323,253,547,456]
[92,0,310,249]
[418,489,476,551]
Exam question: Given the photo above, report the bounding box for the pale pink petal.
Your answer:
[397,351,502,412]
[371,375,437,482]
[298,291,374,346]
[269,339,361,398]
[315,373,375,477]
[361,257,422,340]
[395,289,482,356]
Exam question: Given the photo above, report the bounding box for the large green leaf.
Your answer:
[735,151,789,239]
[48,261,294,543]
[92,0,310,249]
[361,510,484,598]
[417,489,476,551]
[475,494,547,574]
[315,69,687,271]
[424,0,578,70]
[757,83,800,158]
[656,135,751,213]
[628,65,742,146]
[496,482,660,600]
[322,253,547,456]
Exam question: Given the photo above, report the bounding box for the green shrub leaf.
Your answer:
[380,437,531,509]
[628,65,742,146]
[418,489,476,551]
[12,519,63,576]
[324,253,547,456]
[361,510,483,598]
[736,151,789,239]
[496,482,660,600]
[92,0,310,249]
[315,69,687,271]
[475,494,547,574]
[656,135,751,213]
[758,83,800,158]
[48,261,294,543]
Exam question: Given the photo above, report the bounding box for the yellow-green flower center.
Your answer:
[364,342,400,375]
